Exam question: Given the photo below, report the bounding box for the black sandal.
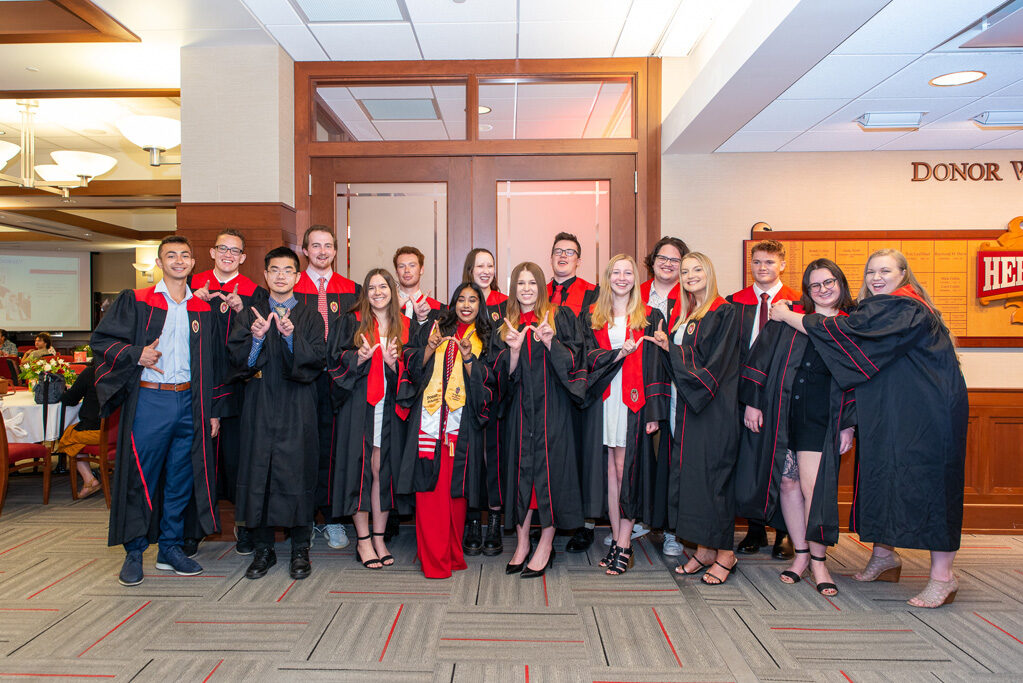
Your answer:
[675,555,710,575]
[599,540,618,568]
[372,532,395,566]
[701,559,738,585]
[811,554,838,596]
[606,546,634,576]
[779,547,810,584]
[355,534,382,569]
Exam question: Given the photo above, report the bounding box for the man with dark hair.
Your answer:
[294,225,360,550]
[0,328,16,356]
[393,245,442,334]
[228,246,325,580]
[190,228,264,556]
[91,234,220,586]
[728,239,796,559]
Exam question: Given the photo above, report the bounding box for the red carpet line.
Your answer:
[78,601,151,657]
[637,538,653,565]
[0,675,116,679]
[973,612,1023,645]
[440,638,584,644]
[379,603,404,662]
[277,580,297,602]
[651,607,682,667]
[0,529,59,556]
[542,574,549,607]
[840,671,855,682]
[201,659,224,683]
[329,591,448,596]
[27,559,98,600]
[174,621,309,625]
[770,627,912,632]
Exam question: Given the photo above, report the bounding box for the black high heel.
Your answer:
[355,534,382,569]
[599,540,618,568]
[811,554,838,596]
[701,559,738,585]
[521,548,555,579]
[506,540,533,574]
[371,532,394,566]
[779,547,810,584]
[606,545,633,576]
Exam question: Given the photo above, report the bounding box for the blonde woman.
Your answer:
[492,262,586,579]
[769,249,967,608]
[580,255,667,575]
[646,252,741,585]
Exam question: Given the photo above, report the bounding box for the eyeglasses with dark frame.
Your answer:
[552,248,579,257]
[214,245,244,255]
[808,277,838,293]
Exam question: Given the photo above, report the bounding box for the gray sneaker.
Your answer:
[631,522,650,540]
[325,523,349,549]
[155,546,204,576]
[662,535,684,557]
[603,533,614,547]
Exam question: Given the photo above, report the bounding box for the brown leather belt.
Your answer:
[139,381,191,392]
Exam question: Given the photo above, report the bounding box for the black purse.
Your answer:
[34,372,66,404]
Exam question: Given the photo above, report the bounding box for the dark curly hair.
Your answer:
[437,281,492,354]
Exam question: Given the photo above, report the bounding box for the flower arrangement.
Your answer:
[19,357,77,386]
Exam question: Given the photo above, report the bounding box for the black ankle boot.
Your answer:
[463,518,483,556]
[482,512,503,556]
[245,547,276,579]
[290,546,311,580]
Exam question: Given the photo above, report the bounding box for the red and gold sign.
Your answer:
[977,217,1023,319]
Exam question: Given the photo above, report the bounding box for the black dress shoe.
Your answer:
[565,527,594,553]
[290,547,312,580]
[521,549,555,579]
[235,527,254,556]
[482,512,503,556]
[463,519,483,556]
[245,548,277,579]
[772,532,794,560]
[737,526,768,554]
[182,538,200,558]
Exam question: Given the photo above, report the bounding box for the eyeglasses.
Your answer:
[654,255,682,266]
[808,277,838,293]
[214,245,244,255]
[552,248,578,257]
[267,267,297,276]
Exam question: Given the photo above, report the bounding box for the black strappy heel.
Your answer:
[606,545,634,576]
[599,540,618,568]
[355,534,382,569]
[675,555,710,575]
[372,532,394,566]
[701,559,738,585]
[811,554,838,596]
[779,547,810,584]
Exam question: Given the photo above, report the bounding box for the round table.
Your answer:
[1,388,81,444]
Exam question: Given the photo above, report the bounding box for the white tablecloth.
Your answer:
[1,391,81,444]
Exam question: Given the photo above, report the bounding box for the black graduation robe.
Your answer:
[328,312,414,516]
[481,290,508,508]
[91,286,219,547]
[400,291,445,340]
[660,298,740,549]
[190,270,265,503]
[491,307,586,530]
[578,307,668,521]
[547,277,599,316]
[728,284,800,364]
[227,300,325,528]
[735,314,856,546]
[396,326,495,504]
[802,286,967,552]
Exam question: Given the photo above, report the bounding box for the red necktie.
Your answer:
[317,276,329,339]
[759,291,770,333]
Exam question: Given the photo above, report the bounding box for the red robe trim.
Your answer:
[294,271,358,295]
[547,277,595,315]
[191,271,259,297]
[589,304,648,412]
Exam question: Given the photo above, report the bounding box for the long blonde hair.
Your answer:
[353,268,404,355]
[591,254,647,331]
[672,252,721,331]
[860,248,953,344]
[501,261,556,341]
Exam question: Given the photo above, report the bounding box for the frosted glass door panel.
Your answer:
[340,182,447,297]
[496,180,610,291]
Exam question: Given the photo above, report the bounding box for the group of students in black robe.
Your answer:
[90,228,967,608]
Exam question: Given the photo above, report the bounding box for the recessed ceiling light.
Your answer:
[478,124,493,132]
[929,70,986,86]
[478,105,492,115]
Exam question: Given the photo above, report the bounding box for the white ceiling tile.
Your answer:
[516,119,587,139]
[519,0,629,24]
[928,95,1023,128]
[519,82,601,99]
[516,97,596,121]
[876,127,1016,150]
[477,97,514,119]
[344,121,382,141]
[93,0,262,31]
[742,99,848,132]
[296,0,402,22]
[436,98,466,121]
[479,119,516,139]
[443,120,466,140]
[861,52,1023,99]
[834,0,1002,55]
[519,21,622,58]
[372,120,448,140]
[779,130,909,152]
[240,0,303,26]
[432,85,465,100]
[781,54,918,99]
[715,131,802,153]
[813,96,977,131]
[613,0,676,57]
[976,129,1023,148]
[318,87,355,102]
[324,100,371,126]
[416,22,516,60]
[265,24,328,60]
[349,85,434,99]
[990,77,1023,97]
[406,0,517,24]
[310,23,422,61]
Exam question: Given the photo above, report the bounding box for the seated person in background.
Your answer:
[22,332,57,362]
[0,329,16,356]
[56,364,103,498]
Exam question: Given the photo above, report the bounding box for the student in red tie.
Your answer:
[459,248,507,555]
[727,239,797,560]
[397,282,495,578]
[328,269,413,569]
[190,228,263,556]
[293,225,360,551]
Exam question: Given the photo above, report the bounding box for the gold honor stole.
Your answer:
[423,324,482,415]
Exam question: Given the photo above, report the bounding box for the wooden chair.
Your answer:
[1,409,52,518]
[68,408,119,508]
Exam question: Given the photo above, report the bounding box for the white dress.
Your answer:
[603,316,630,448]
[372,373,388,448]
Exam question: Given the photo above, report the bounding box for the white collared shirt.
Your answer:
[749,280,783,347]
[398,289,424,319]
[141,279,193,383]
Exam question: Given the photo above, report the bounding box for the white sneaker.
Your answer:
[631,523,650,540]
[662,535,683,556]
[603,533,614,547]
[325,524,349,549]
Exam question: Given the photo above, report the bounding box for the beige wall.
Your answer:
[661,149,1023,388]
[91,251,135,292]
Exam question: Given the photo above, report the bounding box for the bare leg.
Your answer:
[611,447,634,550]
[606,449,621,545]
[527,525,556,571]
[702,548,736,583]
[353,511,379,565]
[511,509,533,565]
[796,451,835,593]
[369,446,392,563]
[779,472,809,580]
[928,551,956,582]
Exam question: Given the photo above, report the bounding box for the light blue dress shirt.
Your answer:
[141,279,192,384]
[248,295,296,366]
